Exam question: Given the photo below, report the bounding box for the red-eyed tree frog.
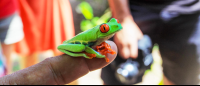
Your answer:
[57,18,122,62]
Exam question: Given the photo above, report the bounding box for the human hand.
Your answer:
[114,16,143,59]
[0,41,117,85]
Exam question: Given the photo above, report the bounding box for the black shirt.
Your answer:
[129,0,200,21]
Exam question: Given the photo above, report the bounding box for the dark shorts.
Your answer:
[101,9,200,85]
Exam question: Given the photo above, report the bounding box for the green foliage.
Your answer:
[78,1,93,20]
[158,79,164,85]
[77,1,111,31]
[80,20,94,31]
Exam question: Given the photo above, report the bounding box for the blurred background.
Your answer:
[0,0,199,85]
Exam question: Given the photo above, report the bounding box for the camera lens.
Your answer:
[115,60,140,84]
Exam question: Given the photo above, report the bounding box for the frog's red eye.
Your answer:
[100,24,109,33]
[116,19,120,23]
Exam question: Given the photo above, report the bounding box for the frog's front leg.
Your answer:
[85,46,105,58]
[57,44,90,59]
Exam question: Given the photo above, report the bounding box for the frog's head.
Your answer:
[93,18,122,46]
[97,18,122,39]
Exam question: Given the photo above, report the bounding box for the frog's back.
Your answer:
[63,28,98,44]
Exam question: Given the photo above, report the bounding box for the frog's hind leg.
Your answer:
[57,44,86,52]
[85,46,105,58]
[58,49,91,59]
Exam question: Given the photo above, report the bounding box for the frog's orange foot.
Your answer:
[107,50,116,54]
[96,41,116,63]
[84,52,96,59]
[88,56,94,59]
[96,45,104,50]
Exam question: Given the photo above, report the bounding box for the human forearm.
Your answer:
[108,0,133,22]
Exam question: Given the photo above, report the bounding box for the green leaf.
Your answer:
[158,79,164,85]
[99,8,112,23]
[80,20,94,31]
[91,17,100,26]
[78,1,93,20]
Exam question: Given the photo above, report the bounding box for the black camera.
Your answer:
[112,35,153,85]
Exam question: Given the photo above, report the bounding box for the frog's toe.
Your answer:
[96,54,105,58]
[88,56,95,59]
[83,54,92,59]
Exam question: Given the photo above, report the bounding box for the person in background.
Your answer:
[0,0,24,75]
[101,0,200,85]
[15,0,75,68]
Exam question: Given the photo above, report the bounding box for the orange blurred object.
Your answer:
[15,0,75,56]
